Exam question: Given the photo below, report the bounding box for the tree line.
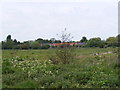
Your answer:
[1,35,61,49]
[1,34,120,49]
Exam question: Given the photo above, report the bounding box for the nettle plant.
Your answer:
[48,28,75,64]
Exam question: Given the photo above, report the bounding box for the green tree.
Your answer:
[87,37,101,47]
[13,39,18,45]
[4,35,14,49]
[6,35,12,41]
[80,36,88,43]
[99,40,106,48]
[6,40,14,49]
[36,38,44,43]
[20,41,31,49]
[106,37,117,47]
[2,41,6,49]
[20,43,30,49]
[31,41,40,49]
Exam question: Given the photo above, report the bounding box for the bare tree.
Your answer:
[48,28,75,64]
[57,28,73,43]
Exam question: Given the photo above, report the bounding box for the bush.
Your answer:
[56,48,75,64]
[48,47,75,64]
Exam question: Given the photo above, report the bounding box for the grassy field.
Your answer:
[2,48,120,88]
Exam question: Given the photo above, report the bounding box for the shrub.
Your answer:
[56,47,75,64]
[48,47,75,64]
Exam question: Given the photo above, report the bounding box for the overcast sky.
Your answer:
[0,0,119,42]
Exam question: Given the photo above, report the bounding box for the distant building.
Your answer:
[69,42,78,46]
[45,42,86,48]
[49,42,69,47]
[78,42,86,45]
[78,42,86,47]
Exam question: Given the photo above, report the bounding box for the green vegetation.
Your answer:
[2,48,120,88]
[48,47,75,64]
[1,34,119,49]
[2,35,61,49]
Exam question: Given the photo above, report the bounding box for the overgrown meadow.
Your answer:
[2,48,120,88]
